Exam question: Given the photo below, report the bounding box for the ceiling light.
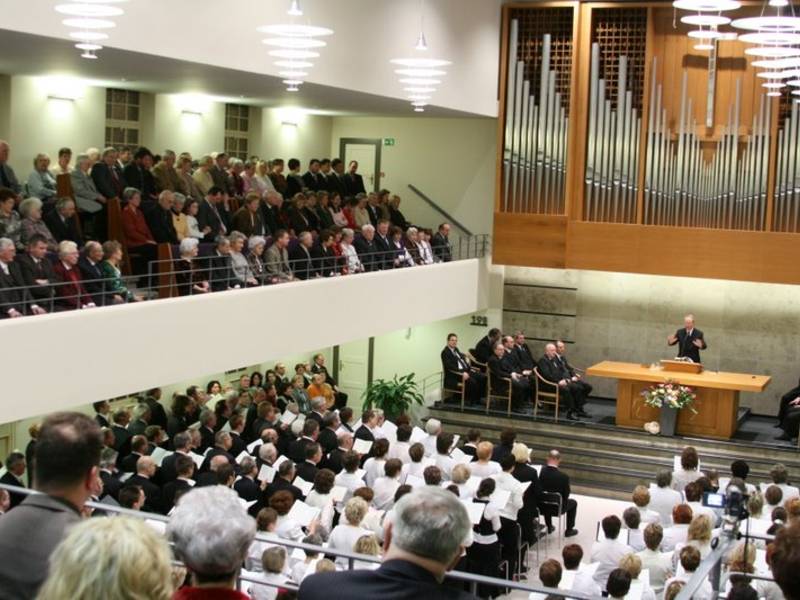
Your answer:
[262,37,326,49]
[282,79,303,85]
[62,17,116,29]
[738,32,800,45]
[81,50,99,60]
[733,16,800,31]
[394,68,447,77]
[278,70,308,78]
[75,43,103,51]
[757,70,793,78]
[274,60,314,69]
[69,30,108,41]
[257,24,333,37]
[288,0,302,16]
[269,49,320,59]
[688,29,723,39]
[407,94,431,101]
[399,77,442,85]
[681,15,731,26]
[391,58,451,68]
[769,0,789,6]
[767,91,783,96]
[673,0,740,9]
[694,42,715,50]
[404,86,437,93]
[414,107,425,112]
[745,46,800,57]
[56,4,124,17]
[762,81,786,88]
[787,78,800,86]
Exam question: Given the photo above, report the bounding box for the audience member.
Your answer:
[538,449,578,537]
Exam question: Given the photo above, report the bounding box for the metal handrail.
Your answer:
[407,184,474,236]
[0,234,490,317]
[0,482,602,599]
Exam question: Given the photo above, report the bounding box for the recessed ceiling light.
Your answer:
[62,17,116,29]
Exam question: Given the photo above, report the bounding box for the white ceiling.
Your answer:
[0,0,503,118]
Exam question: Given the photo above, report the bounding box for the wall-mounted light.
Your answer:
[281,118,299,127]
[40,76,85,101]
[47,93,78,102]
[181,109,203,117]
[276,107,305,127]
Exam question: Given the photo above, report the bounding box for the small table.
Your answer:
[586,361,772,439]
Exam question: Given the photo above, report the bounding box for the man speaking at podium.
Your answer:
[667,314,707,364]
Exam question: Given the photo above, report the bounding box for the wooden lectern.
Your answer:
[660,360,703,374]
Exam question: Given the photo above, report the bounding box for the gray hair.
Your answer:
[58,240,78,258]
[239,456,256,474]
[290,419,305,437]
[99,447,118,469]
[311,397,327,411]
[19,197,42,218]
[199,409,215,427]
[172,192,186,206]
[229,158,243,169]
[259,443,277,463]
[298,231,312,243]
[102,147,116,158]
[0,237,15,251]
[248,236,266,251]
[75,153,90,165]
[341,227,354,239]
[122,187,140,202]
[391,487,470,565]
[425,418,442,435]
[361,224,375,234]
[173,431,191,451]
[179,237,199,256]
[132,403,150,421]
[163,150,176,159]
[167,486,256,578]
[56,197,75,212]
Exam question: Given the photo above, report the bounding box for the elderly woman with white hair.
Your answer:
[53,240,95,310]
[168,486,256,598]
[229,231,258,287]
[174,237,209,296]
[36,517,175,600]
[18,196,57,251]
[246,235,269,285]
[340,227,363,275]
[26,153,57,204]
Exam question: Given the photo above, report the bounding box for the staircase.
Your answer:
[428,403,800,501]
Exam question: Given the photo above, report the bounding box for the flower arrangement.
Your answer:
[641,380,697,413]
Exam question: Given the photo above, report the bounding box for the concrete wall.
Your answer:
[330,116,497,235]
[502,266,796,415]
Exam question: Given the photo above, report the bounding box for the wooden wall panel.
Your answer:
[492,212,567,268]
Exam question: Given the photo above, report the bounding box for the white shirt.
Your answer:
[661,524,689,552]
[635,506,662,525]
[246,532,280,571]
[248,571,289,600]
[435,453,457,481]
[387,440,412,465]
[328,523,370,567]
[334,470,365,508]
[275,514,304,542]
[362,457,386,488]
[563,565,602,596]
[341,243,363,274]
[491,471,525,521]
[473,500,501,544]
[671,469,704,493]
[628,527,646,552]
[590,538,634,584]
[470,461,502,479]
[637,548,674,595]
[372,476,401,511]
[686,502,718,527]
[664,575,712,600]
[422,434,438,458]
[305,490,335,533]
[649,486,682,525]
[404,460,431,481]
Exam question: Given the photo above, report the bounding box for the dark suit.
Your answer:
[366,204,381,227]
[294,460,317,483]
[127,419,149,437]
[431,232,452,262]
[159,451,190,484]
[197,199,227,242]
[513,343,536,371]
[513,462,541,544]
[111,424,132,454]
[288,437,316,464]
[94,413,110,428]
[126,474,163,514]
[323,447,346,474]
[327,172,347,198]
[199,426,216,453]
[286,174,304,198]
[488,354,530,407]
[441,346,485,405]
[234,476,260,503]
[99,469,122,500]
[311,244,337,277]
[0,472,25,509]
[353,236,379,272]
[289,244,316,280]
[261,477,303,505]
[318,427,338,454]
[229,432,246,458]
[556,353,592,406]
[194,471,219,488]
[120,452,144,473]
[78,256,106,306]
[669,327,707,364]
[538,464,577,530]
[200,447,235,473]
[143,397,168,431]
[0,493,82,600]
[91,161,125,200]
[15,254,56,308]
[354,424,375,443]
[302,171,325,192]
[345,172,366,197]
[145,205,178,244]
[209,252,235,292]
[373,233,393,270]
[43,211,82,245]
[299,559,476,600]
[537,356,581,412]
[0,261,34,317]
[473,335,497,365]
[123,163,157,202]
[162,478,193,513]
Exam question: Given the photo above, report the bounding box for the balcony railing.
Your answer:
[0,234,490,319]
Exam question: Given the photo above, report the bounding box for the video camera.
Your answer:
[703,483,748,521]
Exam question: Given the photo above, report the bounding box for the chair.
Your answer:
[467,349,487,372]
[486,369,513,416]
[539,491,564,545]
[533,367,560,421]
[441,371,466,411]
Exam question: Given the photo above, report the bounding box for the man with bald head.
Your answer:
[126,455,163,513]
[667,314,707,364]
[538,343,583,421]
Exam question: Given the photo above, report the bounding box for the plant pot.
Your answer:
[659,405,678,437]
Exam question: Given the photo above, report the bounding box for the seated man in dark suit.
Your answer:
[322,432,352,474]
[288,419,320,463]
[0,452,26,510]
[195,454,229,487]
[556,340,591,417]
[513,331,536,372]
[12,234,54,313]
[145,190,179,244]
[300,486,474,599]
[537,343,583,421]
[197,187,229,242]
[0,412,102,600]
[488,342,531,409]
[259,460,303,507]
[43,198,82,245]
[317,412,340,454]
[473,328,501,365]
[431,223,452,263]
[353,224,379,272]
[440,333,486,405]
[538,449,578,537]
[354,409,378,442]
[295,443,322,483]
[289,231,317,280]
[208,236,236,292]
[233,457,260,502]
[78,241,106,306]
[126,456,163,514]
[373,220,394,271]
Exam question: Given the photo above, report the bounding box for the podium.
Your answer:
[660,359,703,374]
[586,361,771,439]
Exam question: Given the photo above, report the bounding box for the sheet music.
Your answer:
[257,464,276,483]
[353,439,373,455]
[287,500,320,527]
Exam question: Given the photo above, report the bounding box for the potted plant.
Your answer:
[641,380,697,437]
[361,373,424,421]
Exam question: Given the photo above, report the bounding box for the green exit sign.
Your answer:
[384,138,396,146]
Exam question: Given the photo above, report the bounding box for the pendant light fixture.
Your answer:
[55,0,127,59]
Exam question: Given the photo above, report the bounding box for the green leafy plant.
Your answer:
[361,373,424,419]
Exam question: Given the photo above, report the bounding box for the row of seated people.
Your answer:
[0,140,448,250]
[3,417,800,600]
[441,330,592,420]
[0,199,455,316]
